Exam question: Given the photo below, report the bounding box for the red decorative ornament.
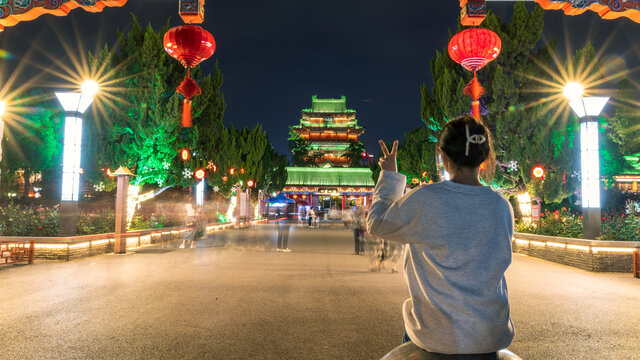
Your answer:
[247,180,254,187]
[181,149,190,161]
[532,166,545,179]
[164,25,216,127]
[195,169,205,180]
[448,28,501,120]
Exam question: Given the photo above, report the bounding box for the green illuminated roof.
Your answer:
[302,95,356,114]
[285,167,374,187]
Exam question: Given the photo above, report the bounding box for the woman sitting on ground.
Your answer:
[367,115,515,355]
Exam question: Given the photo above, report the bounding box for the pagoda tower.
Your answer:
[292,95,364,167]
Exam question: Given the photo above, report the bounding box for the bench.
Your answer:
[0,240,35,266]
[381,341,522,360]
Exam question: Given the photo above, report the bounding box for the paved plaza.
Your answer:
[1,224,639,359]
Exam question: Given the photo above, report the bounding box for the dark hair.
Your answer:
[436,115,495,181]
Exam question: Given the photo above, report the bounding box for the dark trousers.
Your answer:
[277,224,290,249]
[354,228,364,254]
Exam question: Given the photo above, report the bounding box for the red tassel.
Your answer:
[463,72,485,120]
[182,99,193,127]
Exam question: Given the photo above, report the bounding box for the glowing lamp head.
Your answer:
[247,180,254,187]
[362,152,367,157]
[81,80,100,98]
[195,169,205,180]
[229,168,235,175]
[532,166,545,179]
[181,149,190,161]
[222,176,228,182]
[563,82,584,100]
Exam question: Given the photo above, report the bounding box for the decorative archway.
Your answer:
[0,1,128,32]
[461,0,640,26]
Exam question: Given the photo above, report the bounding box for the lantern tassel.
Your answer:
[464,72,485,120]
[182,99,193,128]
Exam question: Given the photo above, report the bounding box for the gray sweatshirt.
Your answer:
[367,171,515,354]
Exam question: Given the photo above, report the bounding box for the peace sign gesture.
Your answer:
[378,139,398,172]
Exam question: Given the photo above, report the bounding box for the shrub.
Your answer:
[77,209,115,235]
[0,203,59,236]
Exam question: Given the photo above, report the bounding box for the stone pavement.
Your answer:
[1,224,639,359]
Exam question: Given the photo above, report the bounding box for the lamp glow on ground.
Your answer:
[563,82,609,239]
[55,80,100,236]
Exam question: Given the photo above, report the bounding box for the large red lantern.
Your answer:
[448,28,501,120]
[164,25,216,127]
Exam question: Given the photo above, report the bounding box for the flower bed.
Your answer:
[0,204,177,237]
[515,207,640,241]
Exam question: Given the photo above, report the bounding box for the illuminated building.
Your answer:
[292,95,364,167]
[284,96,373,212]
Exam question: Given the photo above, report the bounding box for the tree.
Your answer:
[0,91,64,200]
[344,139,366,167]
[260,142,288,195]
[415,3,614,203]
[288,126,313,166]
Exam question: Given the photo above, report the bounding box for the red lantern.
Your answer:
[181,149,190,161]
[532,166,545,179]
[247,180,254,187]
[164,25,216,127]
[448,28,501,120]
[195,169,205,180]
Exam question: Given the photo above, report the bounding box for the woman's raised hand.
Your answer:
[378,140,398,173]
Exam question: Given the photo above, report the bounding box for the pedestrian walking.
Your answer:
[180,198,198,249]
[353,200,366,254]
[367,115,514,355]
[308,208,316,228]
[342,207,353,229]
[276,210,292,252]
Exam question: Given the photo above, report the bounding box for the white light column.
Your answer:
[0,100,5,163]
[568,96,609,239]
[196,179,204,206]
[55,84,97,236]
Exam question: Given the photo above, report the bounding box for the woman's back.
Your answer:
[368,173,514,354]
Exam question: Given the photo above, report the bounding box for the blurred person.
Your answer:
[276,209,292,252]
[342,206,353,229]
[180,197,198,249]
[367,115,514,355]
[308,207,316,228]
[353,199,366,254]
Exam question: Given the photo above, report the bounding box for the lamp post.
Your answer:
[564,82,609,239]
[55,80,99,236]
[0,100,5,163]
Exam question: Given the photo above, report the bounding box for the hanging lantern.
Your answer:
[164,25,216,127]
[448,28,501,120]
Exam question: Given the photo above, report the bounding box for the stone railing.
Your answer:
[513,232,640,273]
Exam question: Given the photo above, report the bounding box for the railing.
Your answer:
[0,240,35,266]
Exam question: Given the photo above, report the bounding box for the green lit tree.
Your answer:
[0,91,64,200]
[415,3,616,203]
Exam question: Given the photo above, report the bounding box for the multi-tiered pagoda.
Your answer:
[292,95,364,167]
[281,96,374,214]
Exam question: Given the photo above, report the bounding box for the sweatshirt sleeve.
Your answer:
[367,170,412,243]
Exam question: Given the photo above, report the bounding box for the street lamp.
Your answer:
[563,82,609,239]
[55,80,99,236]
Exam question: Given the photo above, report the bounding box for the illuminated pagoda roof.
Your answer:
[285,167,374,187]
[302,95,356,114]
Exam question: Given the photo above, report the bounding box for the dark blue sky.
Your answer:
[1,0,638,156]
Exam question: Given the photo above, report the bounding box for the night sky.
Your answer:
[1,0,639,157]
